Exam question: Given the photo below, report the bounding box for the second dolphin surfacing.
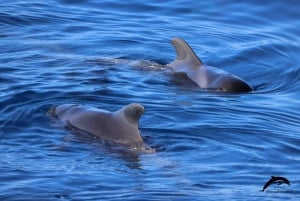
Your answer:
[168,37,252,92]
[52,103,153,152]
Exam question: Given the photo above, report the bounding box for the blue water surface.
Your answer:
[1,0,300,200]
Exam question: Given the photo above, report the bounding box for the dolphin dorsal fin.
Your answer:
[169,37,203,70]
[115,103,144,125]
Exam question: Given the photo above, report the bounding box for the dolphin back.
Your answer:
[52,104,146,148]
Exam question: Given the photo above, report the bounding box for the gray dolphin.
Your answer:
[168,37,252,92]
[52,103,151,151]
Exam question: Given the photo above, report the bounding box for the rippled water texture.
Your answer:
[1,0,300,200]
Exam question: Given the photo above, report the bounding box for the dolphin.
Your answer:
[51,103,151,151]
[260,176,290,192]
[168,37,252,92]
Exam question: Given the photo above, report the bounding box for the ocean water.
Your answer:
[1,0,300,200]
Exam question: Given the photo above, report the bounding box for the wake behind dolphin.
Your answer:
[168,37,252,92]
[49,103,153,153]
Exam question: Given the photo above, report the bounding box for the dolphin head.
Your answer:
[54,104,80,121]
[218,76,253,92]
